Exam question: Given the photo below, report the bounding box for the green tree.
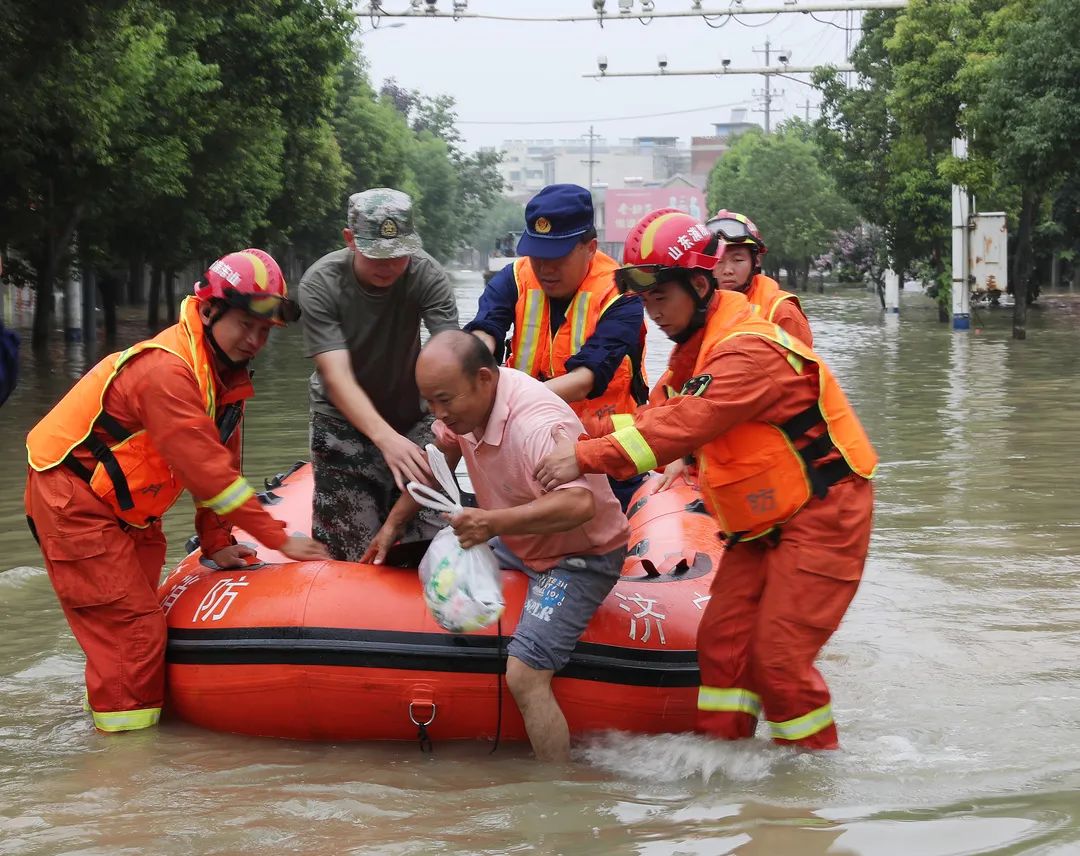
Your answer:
[707,125,856,291]
[968,0,1080,338]
[468,197,526,259]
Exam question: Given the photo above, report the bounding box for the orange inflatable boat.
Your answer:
[158,462,722,743]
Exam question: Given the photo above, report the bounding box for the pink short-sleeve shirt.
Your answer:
[434,368,629,571]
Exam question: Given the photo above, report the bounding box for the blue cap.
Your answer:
[516,184,595,259]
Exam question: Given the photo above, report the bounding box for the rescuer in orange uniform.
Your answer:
[24,249,328,733]
[706,209,813,346]
[653,209,815,493]
[535,211,877,750]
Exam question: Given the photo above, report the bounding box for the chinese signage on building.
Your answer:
[603,187,707,244]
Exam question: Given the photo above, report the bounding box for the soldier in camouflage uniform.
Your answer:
[298,188,459,562]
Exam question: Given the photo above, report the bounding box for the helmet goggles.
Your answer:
[616,263,709,295]
[614,250,721,295]
[221,288,301,324]
[707,216,756,245]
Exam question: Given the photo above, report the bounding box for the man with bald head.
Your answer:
[365,330,629,762]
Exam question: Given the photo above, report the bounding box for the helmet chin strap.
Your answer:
[669,275,717,344]
[204,305,250,371]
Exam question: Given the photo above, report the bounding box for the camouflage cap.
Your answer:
[346,188,424,259]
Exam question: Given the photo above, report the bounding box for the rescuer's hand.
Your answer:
[278,535,330,562]
[209,544,257,569]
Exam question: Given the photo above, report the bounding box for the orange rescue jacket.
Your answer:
[688,295,877,540]
[745,274,803,324]
[26,297,248,528]
[508,252,647,422]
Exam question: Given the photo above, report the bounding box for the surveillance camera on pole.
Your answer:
[597,55,608,74]
[657,54,668,72]
[618,0,633,13]
[721,58,731,69]
[424,0,438,12]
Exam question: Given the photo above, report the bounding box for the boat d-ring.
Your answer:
[409,701,437,728]
[409,700,437,753]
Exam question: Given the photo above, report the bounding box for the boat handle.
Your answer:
[409,701,437,727]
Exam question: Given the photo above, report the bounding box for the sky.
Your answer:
[356,0,864,152]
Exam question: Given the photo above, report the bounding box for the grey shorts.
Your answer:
[309,411,443,562]
[491,538,627,673]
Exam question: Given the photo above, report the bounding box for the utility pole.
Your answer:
[797,98,813,121]
[751,39,785,133]
[581,125,601,190]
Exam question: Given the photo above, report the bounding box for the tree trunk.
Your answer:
[164,268,177,324]
[31,200,81,348]
[99,271,119,340]
[1012,189,1035,340]
[127,255,145,305]
[786,263,798,292]
[148,265,163,329]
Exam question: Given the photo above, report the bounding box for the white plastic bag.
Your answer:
[407,445,504,633]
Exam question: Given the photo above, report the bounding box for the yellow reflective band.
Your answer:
[664,385,679,399]
[569,291,591,355]
[697,686,763,716]
[91,706,162,732]
[201,476,255,515]
[610,413,634,431]
[612,425,658,474]
[768,703,833,741]
[786,353,805,374]
[516,290,544,377]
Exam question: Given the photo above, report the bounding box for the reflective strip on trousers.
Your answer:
[697,686,763,717]
[768,702,833,741]
[91,706,162,732]
[201,476,255,515]
[612,425,658,474]
[610,413,634,431]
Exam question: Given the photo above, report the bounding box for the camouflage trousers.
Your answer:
[310,411,443,563]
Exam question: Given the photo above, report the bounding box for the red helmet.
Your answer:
[705,209,767,256]
[194,249,300,326]
[617,210,723,294]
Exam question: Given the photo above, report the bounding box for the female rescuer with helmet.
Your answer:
[706,209,813,346]
[535,211,877,750]
[24,249,328,733]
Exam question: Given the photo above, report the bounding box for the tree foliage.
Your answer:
[706,123,857,290]
[813,0,1080,336]
[0,0,503,345]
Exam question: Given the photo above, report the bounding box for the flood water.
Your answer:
[2,273,1079,855]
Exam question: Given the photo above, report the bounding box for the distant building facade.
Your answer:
[489,136,691,197]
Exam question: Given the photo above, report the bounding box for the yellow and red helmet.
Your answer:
[194,249,299,326]
[617,210,723,295]
[706,209,767,256]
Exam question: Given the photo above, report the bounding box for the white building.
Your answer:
[490,136,691,197]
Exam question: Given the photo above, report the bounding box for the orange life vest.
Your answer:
[689,293,877,541]
[508,252,647,422]
[26,297,237,528]
[745,274,804,325]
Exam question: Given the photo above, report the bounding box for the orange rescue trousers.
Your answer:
[695,476,874,749]
[25,467,168,732]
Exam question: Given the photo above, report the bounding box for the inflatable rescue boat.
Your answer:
[158,462,722,742]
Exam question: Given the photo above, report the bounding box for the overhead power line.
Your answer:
[359,1,908,23]
[457,100,752,126]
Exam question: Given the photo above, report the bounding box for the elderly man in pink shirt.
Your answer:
[365,330,628,762]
